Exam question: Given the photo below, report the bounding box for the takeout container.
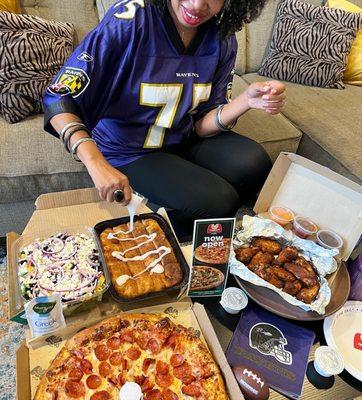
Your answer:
[16,299,243,400]
[93,213,190,303]
[11,225,110,319]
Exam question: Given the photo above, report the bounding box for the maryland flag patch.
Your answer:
[54,67,90,98]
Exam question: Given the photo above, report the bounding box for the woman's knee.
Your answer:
[185,179,240,218]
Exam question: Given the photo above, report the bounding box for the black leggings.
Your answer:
[117,131,272,239]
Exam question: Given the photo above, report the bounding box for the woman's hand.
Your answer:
[85,157,132,205]
[246,81,286,115]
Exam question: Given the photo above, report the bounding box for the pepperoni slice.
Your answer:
[144,389,162,400]
[65,380,85,398]
[90,391,111,400]
[134,374,146,385]
[165,334,178,350]
[121,330,135,343]
[137,335,149,350]
[80,359,93,374]
[107,374,119,387]
[126,346,141,360]
[99,361,111,377]
[117,373,126,387]
[147,338,160,354]
[107,336,121,350]
[68,368,84,382]
[141,377,154,392]
[156,360,169,375]
[109,352,124,366]
[181,375,196,384]
[170,354,184,367]
[173,362,192,380]
[161,389,179,400]
[181,384,201,397]
[94,344,111,361]
[66,356,82,370]
[86,374,102,389]
[142,358,155,373]
[155,373,173,388]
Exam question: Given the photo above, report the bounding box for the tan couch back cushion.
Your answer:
[21,0,98,43]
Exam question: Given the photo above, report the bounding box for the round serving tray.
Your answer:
[234,262,350,321]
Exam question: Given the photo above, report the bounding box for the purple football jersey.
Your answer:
[43,0,237,166]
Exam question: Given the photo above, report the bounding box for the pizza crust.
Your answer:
[190,266,225,291]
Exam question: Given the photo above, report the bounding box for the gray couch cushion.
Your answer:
[231,75,302,161]
[22,0,98,43]
[243,72,362,183]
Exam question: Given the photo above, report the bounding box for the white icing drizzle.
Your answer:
[108,233,157,256]
[150,264,164,274]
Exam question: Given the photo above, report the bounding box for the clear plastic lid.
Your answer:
[12,225,110,312]
[269,206,295,225]
[314,346,344,377]
[316,230,343,250]
[293,216,318,235]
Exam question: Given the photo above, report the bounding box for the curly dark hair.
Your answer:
[148,0,269,39]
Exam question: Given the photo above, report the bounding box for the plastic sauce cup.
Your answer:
[314,346,344,377]
[316,230,343,251]
[292,216,318,239]
[220,287,248,314]
[269,206,295,226]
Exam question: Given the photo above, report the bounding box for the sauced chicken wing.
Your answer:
[248,251,274,268]
[265,271,285,289]
[251,237,282,255]
[234,246,260,264]
[296,283,320,304]
[269,266,297,282]
[284,262,318,287]
[294,257,316,274]
[283,280,303,296]
[248,264,271,281]
[277,247,299,264]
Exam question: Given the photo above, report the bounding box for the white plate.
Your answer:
[323,301,362,381]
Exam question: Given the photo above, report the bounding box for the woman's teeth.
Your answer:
[185,10,199,19]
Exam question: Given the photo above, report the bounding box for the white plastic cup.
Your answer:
[220,287,248,314]
[314,346,344,377]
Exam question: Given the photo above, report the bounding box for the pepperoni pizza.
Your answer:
[194,239,231,265]
[34,313,228,400]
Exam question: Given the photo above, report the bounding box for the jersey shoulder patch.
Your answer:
[112,0,145,21]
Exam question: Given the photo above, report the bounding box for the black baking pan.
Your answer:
[93,213,190,303]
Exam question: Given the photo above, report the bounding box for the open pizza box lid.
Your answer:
[254,153,362,261]
[16,299,243,400]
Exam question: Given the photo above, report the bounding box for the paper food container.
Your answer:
[16,299,243,400]
[231,153,361,315]
[253,153,362,261]
[7,188,151,324]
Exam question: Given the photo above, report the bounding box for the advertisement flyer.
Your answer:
[187,218,235,297]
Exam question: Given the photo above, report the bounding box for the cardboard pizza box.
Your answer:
[16,300,244,400]
[254,152,362,261]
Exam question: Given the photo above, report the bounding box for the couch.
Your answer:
[0,0,361,236]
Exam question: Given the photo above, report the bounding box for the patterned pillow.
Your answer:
[0,12,74,123]
[258,0,362,88]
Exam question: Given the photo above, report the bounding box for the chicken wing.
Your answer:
[277,246,298,264]
[284,262,318,287]
[249,264,272,281]
[283,280,303,296]
[296,283,320,304]
[251,237,282,255]
[248,251,274,268]
[294,256,316,274]
[234,246,260,264]
[265,271,285,289]
[269,266,296,282]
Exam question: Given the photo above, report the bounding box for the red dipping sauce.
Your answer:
[292,216,318,239]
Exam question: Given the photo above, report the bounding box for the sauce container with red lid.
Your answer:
[269,206,294,227]
[292,216,318,239]
[316,230,343,251]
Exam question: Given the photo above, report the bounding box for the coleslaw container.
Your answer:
[12,225,110,318]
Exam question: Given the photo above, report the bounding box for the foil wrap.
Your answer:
[230,216,338,314]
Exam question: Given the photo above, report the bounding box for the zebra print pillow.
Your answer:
[258,0,362,89]
[0,12,74,123]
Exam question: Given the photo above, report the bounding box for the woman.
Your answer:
[43,0,285,238]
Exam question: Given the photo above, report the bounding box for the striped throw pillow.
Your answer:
[0,12,74,123]
[258,0,362,89]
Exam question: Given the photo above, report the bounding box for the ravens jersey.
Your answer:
[43,0,237,166]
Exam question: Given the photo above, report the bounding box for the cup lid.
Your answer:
[314,346,344,377]
[220,287,248,310]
